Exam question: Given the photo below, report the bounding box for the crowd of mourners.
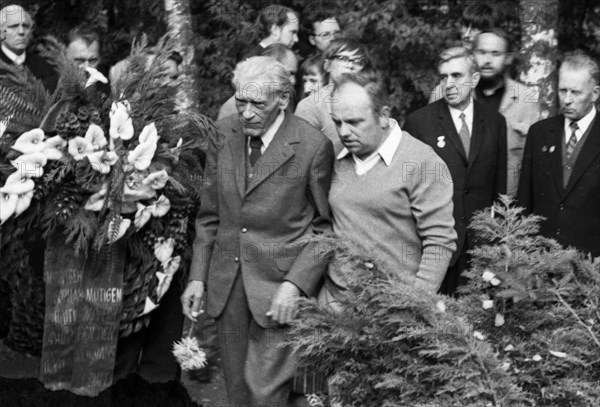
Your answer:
[1,2,600,406]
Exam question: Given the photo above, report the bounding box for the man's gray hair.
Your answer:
[437,46,479,74]
[232,56,292,99]
[561,50,600,86]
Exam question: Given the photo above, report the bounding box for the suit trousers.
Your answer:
[217,271,300,407]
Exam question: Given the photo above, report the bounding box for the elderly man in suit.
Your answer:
[0,4,57,92]
[182,56,334,406]
[321,70,456,307]
[404,47,507,295]
[518,51,600,258]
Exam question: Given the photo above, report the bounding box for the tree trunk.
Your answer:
[164,0,200,114]
[518,0,560,118]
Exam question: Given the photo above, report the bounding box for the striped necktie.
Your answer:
[458,112,470,158]
[566,121,579,161]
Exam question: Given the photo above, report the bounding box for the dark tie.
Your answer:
[566,121,579,161]
[249,136,263,167]
[458,112,470,158]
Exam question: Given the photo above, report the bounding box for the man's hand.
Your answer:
[181,280,205,322]
[266,281,301,325]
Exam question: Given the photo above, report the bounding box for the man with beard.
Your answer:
[240,4,299,61]
[404,47,507,295]
[472,28,541,195]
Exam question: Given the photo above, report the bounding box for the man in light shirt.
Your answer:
[321,70,456,308]
[518,51,600,258]
[0,4,57,92]
[404,47,507,295]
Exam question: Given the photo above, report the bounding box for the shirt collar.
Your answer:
[565,106,597,138]
[258,108,285,149]
[1,44,25,65]
[336,118,403,165]
[447,99,474,123]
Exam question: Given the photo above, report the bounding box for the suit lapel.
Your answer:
[437,102,468,163]
[547,116,565,197]
[245,113,296,196]
[226,121,247,198]
[468,102,485,166]
[564,116,600,197]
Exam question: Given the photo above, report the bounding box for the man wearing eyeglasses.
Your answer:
[305,9,341,54]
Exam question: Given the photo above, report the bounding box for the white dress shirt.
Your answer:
[564,106,597,143]
[448,99,474,136]
[1,44,25,65]
[247,108,285,155]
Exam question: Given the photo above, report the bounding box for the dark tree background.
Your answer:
[19,0,600,120]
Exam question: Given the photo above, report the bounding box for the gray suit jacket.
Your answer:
[189,112,334,327]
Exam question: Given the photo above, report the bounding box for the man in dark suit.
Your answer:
[404,46,507,295]
[182,56,334,406]
[0,4,58,93]
[518,51,600,258]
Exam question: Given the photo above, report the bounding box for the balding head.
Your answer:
[0,4,33,54]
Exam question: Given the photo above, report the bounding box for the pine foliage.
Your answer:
[288,196,600,406]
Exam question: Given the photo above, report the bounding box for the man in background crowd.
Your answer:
[241,4,299,60]
[0,3,58,92]
[518,51,600,259]
[404,47,507,296]
[65,26,101,70]
[304,8,341,55]
[472,28,542,195]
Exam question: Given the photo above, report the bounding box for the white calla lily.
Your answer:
[127,138,158,171]
[14,190,34,217]
[138,122,159,144]
[87,151,118,174]
[152,195,171,217]
[84,185,108,211]
[154,237,175,263]
[12,129,45,154]
[134,202,153,230]
[142,169,169,190]
[0,172,35,195]
[157,255,181,299]
[0,192,18,224]
[85,123,108,150]
[107,216,131,244]
[10,152,47,178]
[84,66,109,88]
[68,136,94,161]
[0,119,8,139]
[43,135,67,160]
[109,101,134,140]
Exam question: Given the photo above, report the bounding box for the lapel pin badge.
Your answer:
[542,145,548,153]
[437,136,446,148]
[549,145,555,153]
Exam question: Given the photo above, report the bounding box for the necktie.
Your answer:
[458,112,470,158]
[566,121,579,161]
[249,136,263,167]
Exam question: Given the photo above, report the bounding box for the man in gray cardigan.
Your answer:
[321,70,457,306]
